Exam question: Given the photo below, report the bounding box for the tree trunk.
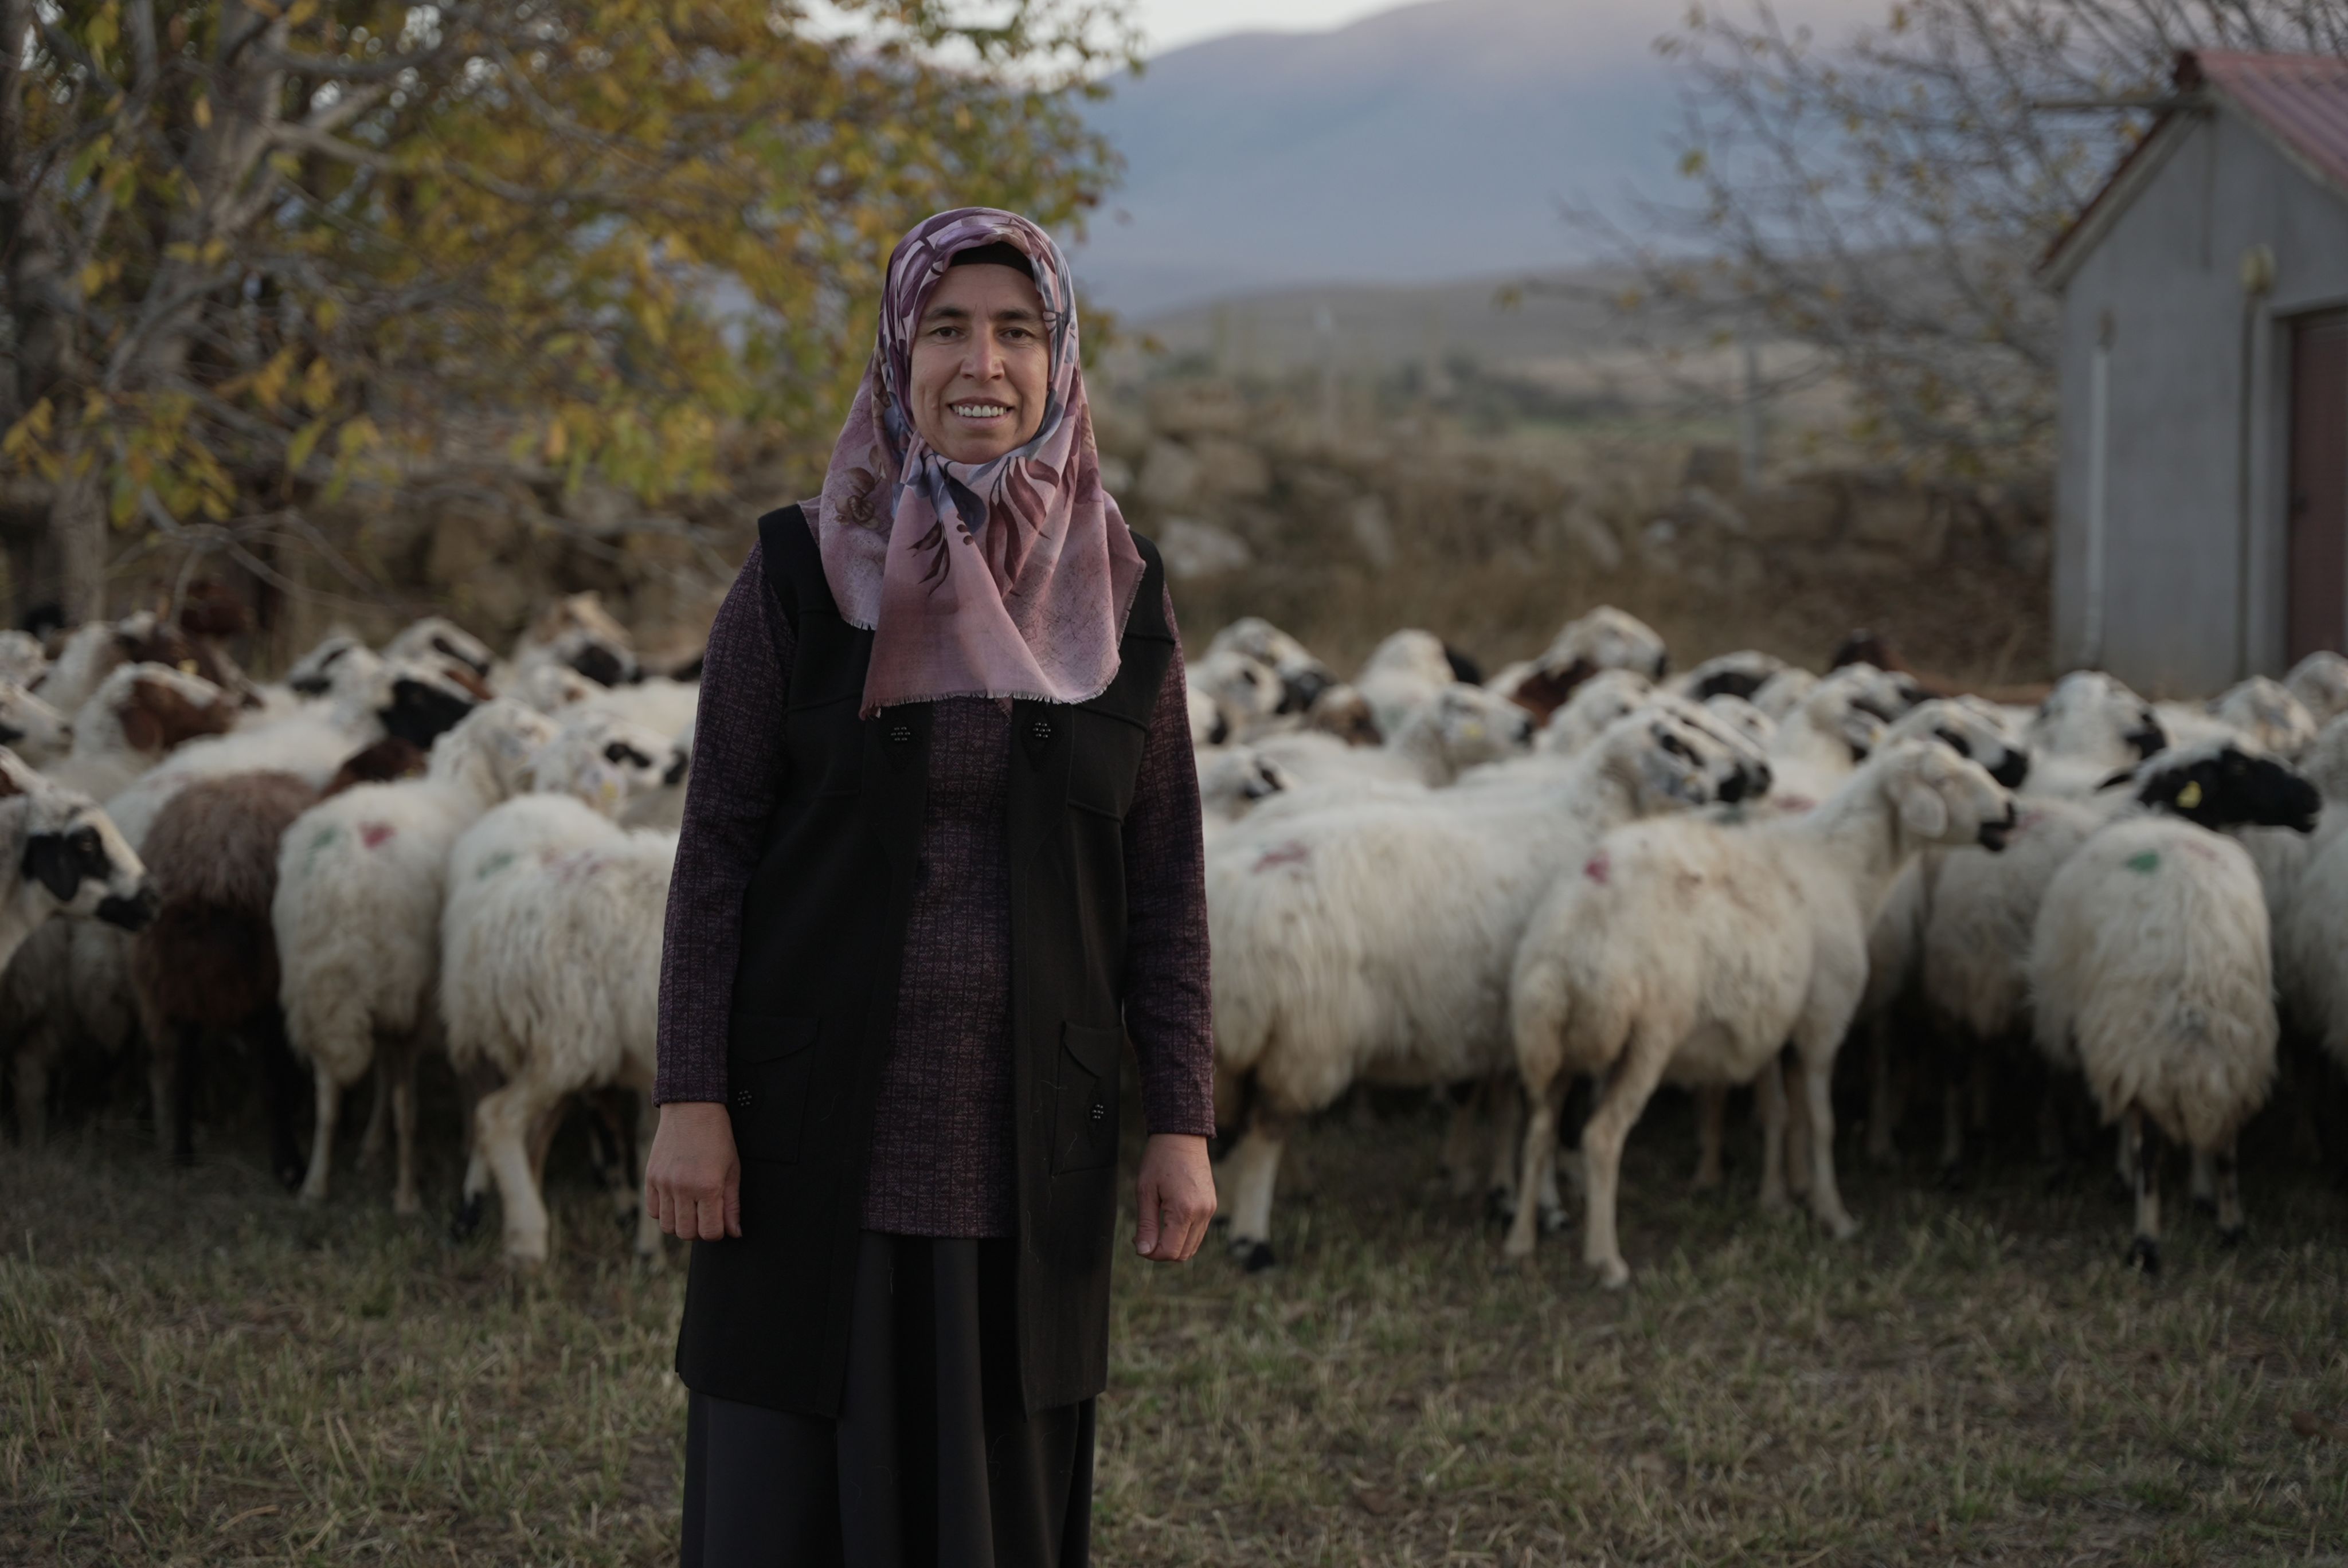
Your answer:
[48,433,107,625]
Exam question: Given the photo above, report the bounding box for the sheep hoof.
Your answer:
[2216,1224,2245,1250]
[449,1194,485,1242]
[1537,1205,1571,1237]
[1825,1214,1862,1242]
[1235,1239,1277,1273]
[1593,1259,1630,1290]
[2126,1236,2161,1276]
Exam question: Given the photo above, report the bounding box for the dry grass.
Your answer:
[6,1087,2347,1566]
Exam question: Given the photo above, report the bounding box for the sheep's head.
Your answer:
[285,633,369,697]
[523,711,682,817]
[1304,683,1382,747]
[1196,746,1290,822]
[1890,696,2030,790]
[376,659,486,750]
[1547,606,1669,683]
[434,698,565,799]
[1794,669,1892,763]
[86,664,240,759]
[385,616,495,680]
[2207,676,2316,760]
[1610,698,1772,812]
[2284,650,2348,726]
[1673,649,1785,704]
[0,759,153,930]
[0,630,49,689]
[2296,714,2348,804]
[2033,671,2166,766]
[1359,628,1453,685]
[114,609,238,696]
[1537,669,1654,758]
[1192,649,1283,736]
[1700,693,1778,752]
[1874,739,2017,853]
[2116,741,2320,834]
[512,661,601,714]
[1750,666,1819,720]
[0,680,72,766]
[1207,617,1333,714]
[1406,683,1534,773]
[547,626,641,689]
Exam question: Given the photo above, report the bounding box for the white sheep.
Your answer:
[1750,667,1819,720]
[2155,677,2319,760]
[384,616,496,682]
[1535,671,1656,758]
[1249,683,1532,793]
[2284,650,2348,726]
[1668,650,1787,704]
[1209,698,1772,1269]
[0,679,73,766]
[1354,630,1457,739]
[2022,671,2168,799]
[273,699,565,1212]
[1488,607,1670,723]
[1195,746,1291,844]
[499,591,640,690]
[44,664,241,803]
[2029,743,2320,1269]
[0,630,49,689]
[1207,617,1336,715]
[1189,648,1285,744]
[1504,739,2017,1283]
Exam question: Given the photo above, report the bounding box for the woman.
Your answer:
[644,206,1216,1567]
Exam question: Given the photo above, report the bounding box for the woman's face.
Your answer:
[906,262,1051,464]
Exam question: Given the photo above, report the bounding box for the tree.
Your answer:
[1,0,1133,623]
[1590,0,2348,480]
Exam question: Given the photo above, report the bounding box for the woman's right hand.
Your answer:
[647,1101,742,1241]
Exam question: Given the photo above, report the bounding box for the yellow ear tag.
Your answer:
[1463,723,1485,740]
[2177,780,2203,809]
[599,776,620,807]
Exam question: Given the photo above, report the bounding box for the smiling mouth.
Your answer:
[950,402,1011,420]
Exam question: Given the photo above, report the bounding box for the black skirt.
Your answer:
[682,1232,1095,1568]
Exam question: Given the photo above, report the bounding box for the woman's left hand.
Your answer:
[1134,1132,1215,1263]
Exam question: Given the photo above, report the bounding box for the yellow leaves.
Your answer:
[286,419,327,472]
[75,258,122,297]
[299,357,336,414]
[543,418,570,463]
[1679,148,1708,178]
[251,349,299,414]
[193,95,212,130]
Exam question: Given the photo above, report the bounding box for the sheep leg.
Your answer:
[388,1038,421,1218]
[2126,1108,2163,1275]
[1799,1053,1860,1241]
[475,1081,555,1267]
[2116,1111,2139,1199]
[1864,1014,1904,1165]
[2212,1139,2244,1245]
[1440,1080,1484,1198]
[2188,1147,2217,1216]
[254,1010,307,1192]
[1501,1072,1568,1260]
[1483,1075,1525,1219]
[13,1043,50,1148]
[1755,1060,1790,1212]
[1783,1056,1813,1199]
[1224,1106,1293,1272]
[357,1056,392,1171]
[300,1068,343,1207]
[527,1101,562,1188]
[1578,1045,1670,1289]
[1691,1087,1727,1193]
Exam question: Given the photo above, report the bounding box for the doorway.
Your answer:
[2288,310,2348,663]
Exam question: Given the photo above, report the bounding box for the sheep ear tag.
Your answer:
[2176,780,2203,810]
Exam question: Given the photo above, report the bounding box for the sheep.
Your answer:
[1208,697,1773,1269]
[1187,685,1227,749]
[2284,650,2348,726]
[1747,663,1919,813]
[0,679,72,766]
[1504,739,2018,1283]
[128,771,321,1182]
[1750,667,1819,720]
[1302,683,1383,746]
[1249,683,1533,793]
[1668,650,1786,704]
[1535,671,1656,758]
[0,631,49,689]
[503,591,640,689]
[437,715,685,1263]
[1187,648,1287,745]
[383,616,496,683]
[2152,677,2319,762]
[1701,693,1778,753]
[36,609,246,715]
[44,664,242,803]
[1207,617,1337,715]
[2023,671,2168,799]
[1489,607,1670,724]
[2028,743,2320,1270]
[1196,746,1291,843]
[1354,630,1457,739]
[273,699,565,1213]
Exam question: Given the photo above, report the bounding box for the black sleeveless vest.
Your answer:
[674,505,1175,1417]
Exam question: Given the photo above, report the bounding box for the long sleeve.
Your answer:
[655,540,796,1105]
[1121,586,1215,1138]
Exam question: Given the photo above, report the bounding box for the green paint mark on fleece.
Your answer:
[2126,850,2161,875]
[301,824,342,875]
[475,850,516,881]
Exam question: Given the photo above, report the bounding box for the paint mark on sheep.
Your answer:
[301,825,341,873]
[360,822,395,850]
[1583,850,1610,885]
[2127,850,2161,875]
[1252,841,1309,873]
[476,850,516,880]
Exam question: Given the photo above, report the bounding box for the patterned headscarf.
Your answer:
[815,207,1146,718]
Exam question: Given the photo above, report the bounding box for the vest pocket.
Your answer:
[1050,1022,1124,1174]
[726,1014,820,1165]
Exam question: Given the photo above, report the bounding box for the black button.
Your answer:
[1089,1101,1106,1122]
[889,724,913,744]
[1031,718,1054,744]
[731,1089,754,1109]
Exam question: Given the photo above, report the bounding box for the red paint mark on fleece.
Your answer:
[1583,850,1610,885]
[359,822,395,849]
[1252,841,1309,873]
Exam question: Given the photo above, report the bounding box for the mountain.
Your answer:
[1070,0,1688,318]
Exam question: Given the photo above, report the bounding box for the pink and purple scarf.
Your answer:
[815,208,1145,718]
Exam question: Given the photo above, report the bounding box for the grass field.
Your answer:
[6,1084,2348,1566]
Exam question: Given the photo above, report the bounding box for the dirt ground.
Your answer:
[6,1067,2346,1567]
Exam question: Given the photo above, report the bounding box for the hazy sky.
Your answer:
[1130,0,1891,57]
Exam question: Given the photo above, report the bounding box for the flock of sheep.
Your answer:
[1,587,2345,1284]
[1189,611,2346,1280]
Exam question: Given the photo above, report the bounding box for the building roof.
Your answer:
[2040,49,2348,284]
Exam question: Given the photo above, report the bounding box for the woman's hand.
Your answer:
[1134,1132,1215,1263]
[647,1101,741,1241]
